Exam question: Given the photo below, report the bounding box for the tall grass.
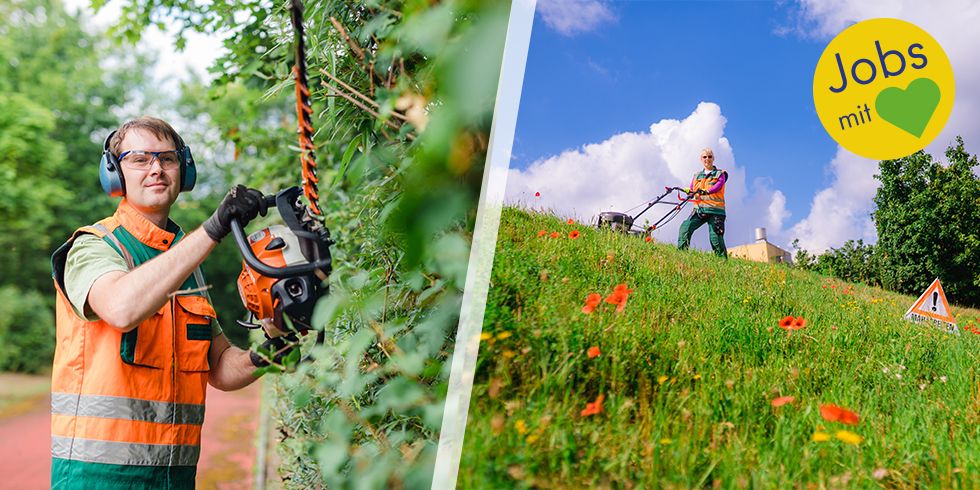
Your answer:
[460,207,980,488]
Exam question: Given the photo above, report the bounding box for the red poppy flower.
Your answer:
[549,232,560,239]
[581,293,602,314]
[771,396,795,407]
[537,230,547,237]
[819,403,859,425]
[604,283,634,313]
[645,236,652,242]
[569,230,581,239]
[535,191,540,197]
[778,316,807,331]
[587,346,600,358]
[567,218,574,224]
[580,394,605,417]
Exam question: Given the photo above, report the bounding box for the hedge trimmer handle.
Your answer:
[229,190,333,279]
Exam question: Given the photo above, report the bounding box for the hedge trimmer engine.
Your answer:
[233,186,332,335]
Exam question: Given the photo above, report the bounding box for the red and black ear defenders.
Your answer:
[99,130,197,197]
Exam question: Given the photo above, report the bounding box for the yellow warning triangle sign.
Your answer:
[904,278,958,334]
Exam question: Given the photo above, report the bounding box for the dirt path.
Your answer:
[0,391,51,489]
[197,381,262,489]
[0,374,261,489]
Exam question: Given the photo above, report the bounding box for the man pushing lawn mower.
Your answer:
[677,148,728,258]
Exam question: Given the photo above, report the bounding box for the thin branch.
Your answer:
[329,16,365,61]
[336,399,390,450]
[321,82,415,141]
[168,285,212,298]
[319,68,409,122]
[319,67,378,108]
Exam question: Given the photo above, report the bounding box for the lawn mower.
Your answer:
[595,186,702,236]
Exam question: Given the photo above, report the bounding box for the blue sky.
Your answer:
[513,1,831,220]
[505,0,980,253]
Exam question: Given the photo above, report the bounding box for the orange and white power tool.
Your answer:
[231,186,332,335]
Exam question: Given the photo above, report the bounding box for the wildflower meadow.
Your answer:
[460,207,980,488]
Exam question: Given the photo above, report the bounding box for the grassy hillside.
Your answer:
[460,207,980,488]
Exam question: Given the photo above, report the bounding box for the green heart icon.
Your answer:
[875,77,941,138]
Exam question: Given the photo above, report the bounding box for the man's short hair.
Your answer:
[108,116,182,156]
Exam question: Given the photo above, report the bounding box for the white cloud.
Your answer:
[537,0,616,36]
[784,146,878,253]
[775,1,980,253]
[506,102,788,252]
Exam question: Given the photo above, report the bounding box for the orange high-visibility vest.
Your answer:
[690,168,726,213]
[50,199,213,489]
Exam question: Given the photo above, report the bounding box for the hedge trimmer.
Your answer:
[595,186,701,236]
[231,0,332,357]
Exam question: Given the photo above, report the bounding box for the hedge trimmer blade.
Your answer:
[289,0,322,219]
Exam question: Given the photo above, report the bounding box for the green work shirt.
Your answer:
[64,234,223,336]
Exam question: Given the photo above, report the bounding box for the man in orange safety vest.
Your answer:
[677,148,728,258]
[50,116,283,489]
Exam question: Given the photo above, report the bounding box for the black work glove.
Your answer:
[203,185,268,242]
[249,335,298,368]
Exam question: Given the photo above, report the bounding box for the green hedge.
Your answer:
[0,286,55,373]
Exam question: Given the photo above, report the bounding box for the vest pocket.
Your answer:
[119,307,166,369]
[175,295,215,372]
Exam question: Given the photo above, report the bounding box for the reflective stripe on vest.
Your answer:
[50,199,213,486]
[51,392,205,426]
[52,436,200,466]
[91,223,135,269]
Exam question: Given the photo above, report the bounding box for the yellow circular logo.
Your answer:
[812,18,954,160]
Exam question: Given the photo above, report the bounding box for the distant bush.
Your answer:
[0,286,55,373]
[794,239,881,288]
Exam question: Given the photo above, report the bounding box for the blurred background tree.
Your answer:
[0,0,154,369]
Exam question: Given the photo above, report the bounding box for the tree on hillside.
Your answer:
[874,138,980,307]
[793,238,880,287]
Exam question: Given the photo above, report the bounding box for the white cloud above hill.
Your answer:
[506,102,789,252]
[787,147,878,252]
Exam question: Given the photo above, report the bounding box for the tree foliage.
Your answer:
[0,0,147,292]
[874,138,980,307]
[795,139,980,308]
[107,0,509,487]
[793,238,881,287]
[0,286,57,374]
